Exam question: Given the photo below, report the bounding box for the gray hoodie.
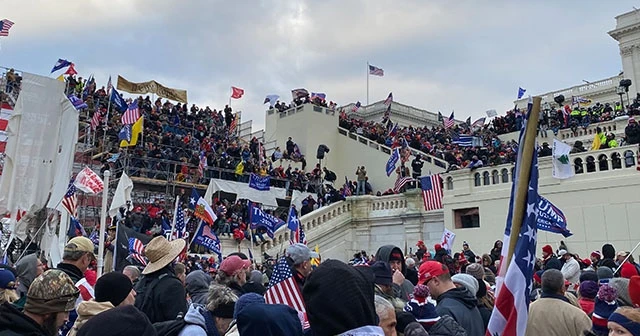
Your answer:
[185,270,212,305]
[179,304,208,336]
[375,245,414,301]
[15,254,39,297]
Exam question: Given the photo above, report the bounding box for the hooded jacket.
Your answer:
[599,244,618,270]
[375,245,414,301]
[236,303,303,336]
[179,304,219,336]
[0,302,49,336]
[15,254,39,298]
[185,271,212,305]
[435,287,484,336]
[67,301,115,336]
[428,315,467,336]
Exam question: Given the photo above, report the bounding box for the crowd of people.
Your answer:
[3,235,640,336]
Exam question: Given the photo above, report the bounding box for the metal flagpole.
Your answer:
[614,240,640,275]
[169,196,180,240]
[97,170,111,278]
[102,95,112,151]
[366,61,369,105]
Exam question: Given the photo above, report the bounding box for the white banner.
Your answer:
[46,98,79,211]
[108,173,133,217]
[552,139,575,179]
[441,228,456,252]
[74,167,104,194]
[206,178,286,208]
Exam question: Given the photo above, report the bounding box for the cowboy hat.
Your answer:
[141,236,186,275]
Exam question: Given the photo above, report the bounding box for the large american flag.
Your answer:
[62,180,78,217]
[369,64,384,76]
[393,176,413,193]
[265,257,310,329]
[172,205,186,240]
[444,111,455,128]
[342,176,352,197]
[420,174,443,211]
[0,19,14,37]
[90,109,102,130]
[128,237,147,266]
[487,98,539,336]
[121,99,140,125]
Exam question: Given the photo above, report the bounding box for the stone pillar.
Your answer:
[609,10,640,97]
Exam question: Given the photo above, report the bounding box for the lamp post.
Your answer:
[617,86,626,112]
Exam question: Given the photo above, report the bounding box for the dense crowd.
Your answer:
[3,235,640,336]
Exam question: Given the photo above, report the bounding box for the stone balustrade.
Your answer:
[266,104,336,118]
[337,126,448,170]
[497,116,629,144]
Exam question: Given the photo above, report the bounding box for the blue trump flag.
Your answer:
[517,87,526,99]
[119,124,132,142]
[537,196,572,237]
[248,173,270,191]
[51,59,71,73]
[192,221,222,259]
[249,203,285,238]
[67,95,88,110]
[110,88,128,113]
[386,148,399,176]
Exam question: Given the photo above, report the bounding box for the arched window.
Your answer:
[574,158,584,174]
[492,170,499,184]
[586,156,596,173]
[446,176,454,190]
[483,171,490,186]
[598,154,609,171]
[501,168,509,183]
[474,173,481,186]
[611,152,622,170]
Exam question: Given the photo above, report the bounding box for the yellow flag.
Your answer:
[590,132,601,151]
[120,117,144,147]
[311,244,321,267]
[56,74,65,82]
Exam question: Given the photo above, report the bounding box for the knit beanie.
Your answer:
[234,293,265,320]
[451,274,478,296]
[370,261,392,286]
[542,245,553,255]
[580,270,599,284]
[465,263,485,280]
[609,278,632,307]
[592,285,619,335]
[404,285,440,329]
[597,266,614,284]
[629,276,640,307]
[579,280,599,300]
[77,305,156,336]
[0,268,16,289]
[94,272,132,307]
[302,259,377,336]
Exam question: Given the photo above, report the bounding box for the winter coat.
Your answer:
[0,302,49,336]
[134,266,188,323]
[543,256,562,271]
[14,254,39,298]
[578,298,595,316]
[178,304,219,336]
[561,258,580,284]
[625,124,640,144]
[428,315,468,336]
[525,296,591,336]
[403,322,429,336]
[375,245,414,301]
[185,270,212,305]
[435,287,484,336]
[67,301,115,336]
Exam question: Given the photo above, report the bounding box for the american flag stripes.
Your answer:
[0,102,14,153]
[383,92,393,106]
[265,257,310,329]
[419,174,443,211]
[90,110,102,130]
[0,19,14,37]
[172,205,186,240]
[393,176,413,193]
[62,180,78,217]
[343,176,352,197]
[487,98,539,336]
[228,112,239,135]
[128,237,147,266]
[121,99,140,125]
[444,111,455,128]
[368,64,384,76]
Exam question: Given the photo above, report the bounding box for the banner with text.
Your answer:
[117,75,188,103]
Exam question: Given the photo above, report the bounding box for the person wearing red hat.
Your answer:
[590,251,603,266]
[415,241,427,262]
[541,244,561,271]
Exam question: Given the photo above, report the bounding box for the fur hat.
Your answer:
[592,285,618,335]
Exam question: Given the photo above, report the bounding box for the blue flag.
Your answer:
[51,59,72,73]
[109,88,128,113]
[248,173,270,191]
[537,196,572,237]
[386,148,399,177]
[68,217,86,238]
[82,75,94,100]
[249,203,285,238]
[517,87,526,99]
[67,95,88,110]
[188,188,201,210]
[287,206,299,231]
[119,124,132,142]
[192,221,222,259]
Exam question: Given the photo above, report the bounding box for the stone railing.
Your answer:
[349,100,440,125]
[266,104,336,118]
[496,116,629,144]
[514,75,623,107]
[443,145,639,191]
[337,126,448,170]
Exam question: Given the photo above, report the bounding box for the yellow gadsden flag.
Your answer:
[120,117,144,147]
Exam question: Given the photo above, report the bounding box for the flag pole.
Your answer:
[169,196,180,240]
[102,92,112,152]
[504,96,541,267]
[366,61,370,105]
[97,170,111,278]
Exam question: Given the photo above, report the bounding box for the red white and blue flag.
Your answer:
[487,98,539,336]
[0,19,14,37]
[444,111,455,128]
[172,204,186,240]
[420,174,443,211]
[121,99,140,125]
[369,64,384,76]
[189,188,217,225]
[342,176,352,197]
[393,176,413,193]
[383,92,393,106]
[265,257,310,329]
[287,207,306,245]
[128,237,147,266]
[62,180,78,217]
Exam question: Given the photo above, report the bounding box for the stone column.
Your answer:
[609,10,640,96]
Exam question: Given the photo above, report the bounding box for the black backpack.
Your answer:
[135,273,176,323]
[153,314,187,336]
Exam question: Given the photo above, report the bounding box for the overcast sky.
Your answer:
[2,1,637,129]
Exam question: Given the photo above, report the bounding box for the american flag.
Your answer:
[0,19,14,37]
[420,174,443,211]
[90,110,102,130]
[394,176,413,193]
[342,176,352,197]
[383,92,393,106]
[369,64,384,76]
[128,237,147,266]
[287,207,306,245]
[172,205,185,240]
[444,111,455,128]
[487,98,539,336]
[265,257,310,329]
[228,113,239,135]
[198,151,207,176]
[62,180,78,217]
[351,101,361,112]
[121,99,140,125]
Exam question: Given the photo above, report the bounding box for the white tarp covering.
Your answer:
[205,178,286,207]
[46,98,79,211]
[291,190,315,210]
[0,73,66,240]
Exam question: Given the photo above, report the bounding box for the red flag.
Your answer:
[231,86,244,99]
[65,63,78,75]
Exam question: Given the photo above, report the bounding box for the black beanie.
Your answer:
[77,305,156,336]
[370,261,392,286]
[580,270,599,284]
[302,259,377,336]
[95,272,133,307]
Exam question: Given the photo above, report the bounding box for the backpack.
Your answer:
[135,273,175,323]
[153,314,187,336]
